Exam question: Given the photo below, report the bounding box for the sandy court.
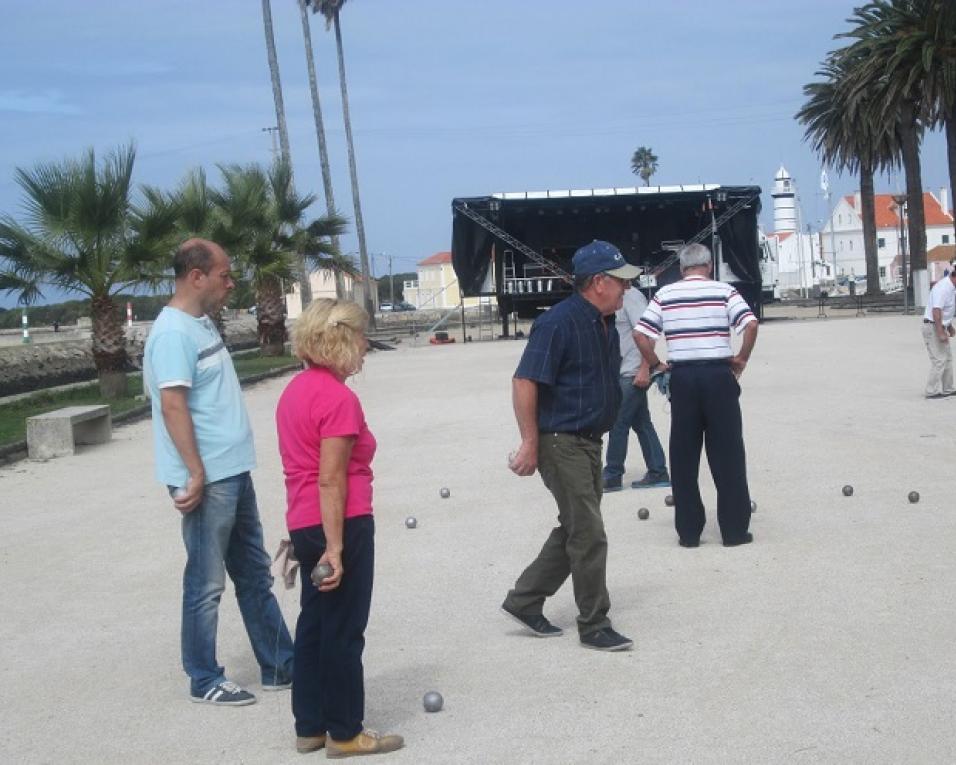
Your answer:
[2,312,956,764]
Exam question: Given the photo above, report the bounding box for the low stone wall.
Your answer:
[0,317,260,398]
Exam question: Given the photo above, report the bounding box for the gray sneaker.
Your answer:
[191,680,256,706]
[631,472,670,489]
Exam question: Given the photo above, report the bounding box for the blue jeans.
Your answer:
[603,374,667,481]
[178,472,294,696]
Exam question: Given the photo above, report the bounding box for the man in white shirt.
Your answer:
[921,269,956,398]
[602,284,669,492]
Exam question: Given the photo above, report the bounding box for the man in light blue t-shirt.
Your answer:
[144,238,293,707]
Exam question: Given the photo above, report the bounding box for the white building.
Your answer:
[285,269,377,320]
[821,190,953,291]
[404,251,491,310]
[766,166,826,294]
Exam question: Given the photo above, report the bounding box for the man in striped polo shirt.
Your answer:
[502,240,638,652]
[634,243,758,548]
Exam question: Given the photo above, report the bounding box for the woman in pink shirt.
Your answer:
[276,299,402,758]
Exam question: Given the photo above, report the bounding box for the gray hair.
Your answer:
[678,243,712,271]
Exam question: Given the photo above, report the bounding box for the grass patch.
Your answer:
[0,351,297,449]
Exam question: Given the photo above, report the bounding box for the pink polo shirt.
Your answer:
[276,366,376,531]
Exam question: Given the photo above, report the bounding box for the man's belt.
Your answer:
[669,358,731,367]
[547,430,603,443]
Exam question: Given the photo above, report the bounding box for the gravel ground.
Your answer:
[1,311,954,764]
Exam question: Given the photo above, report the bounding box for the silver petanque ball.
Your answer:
[750,500,757,513]
[664,494,675,507]
[311,562,333,587]
[842,485,854,497]
[908,491,920,504]
[423,691,443,713]
[439,487,451,499]
[637,507,650,520]
[405,516,418,529]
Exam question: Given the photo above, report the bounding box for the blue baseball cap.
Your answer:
[571,240,641,279]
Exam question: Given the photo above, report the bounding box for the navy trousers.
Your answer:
[290,515,375,741]
[668,362,752,543]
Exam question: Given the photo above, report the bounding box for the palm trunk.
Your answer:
[90,294,127,398]
[946,116,956,241]
[256,276,287,356]
[899,102,927,273]
[262,0,312,308]
[859,161,881,296]
[298,0,339,255]
[332,11,374,325]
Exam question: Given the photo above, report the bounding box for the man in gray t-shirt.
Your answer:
[602,285,669,491]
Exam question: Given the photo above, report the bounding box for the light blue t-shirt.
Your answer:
[144,306,256,487]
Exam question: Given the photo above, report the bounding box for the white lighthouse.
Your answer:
[771,165,797,233]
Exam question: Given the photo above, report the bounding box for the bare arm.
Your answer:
[160,387,205,513]
[315,436,354,591]
[634,332,666,388]
[730,321,759,377]
[509,377,539,476]
[933,307,950,341]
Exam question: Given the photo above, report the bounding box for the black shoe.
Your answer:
[580,627,633,652]
[631,473,671,489]
[723,532,754,547]
[501,603,563,637]
[603,477,623,492]
[678,538,700,548]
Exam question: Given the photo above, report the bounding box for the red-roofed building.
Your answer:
[823,188,953,291]
[404,251,486,309]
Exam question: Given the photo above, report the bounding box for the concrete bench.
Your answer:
[26,405,112,460]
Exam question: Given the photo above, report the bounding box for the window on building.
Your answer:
[879,266,886,277]
[944,235,951,244]
[878,237,885,248]
[849,241,854,251]
[838,214,842,224]
[840,240,844,251]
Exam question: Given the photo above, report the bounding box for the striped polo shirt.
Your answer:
[634,275,756,362]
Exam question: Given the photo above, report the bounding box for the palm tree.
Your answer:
[297,0,341,270]
[0,145,176,397]
[212,161,348,355]
[797,50,899,295]
[261,0,313,307]
[630,146,659,186]
[307,0,375,321]
[839,0,942,288]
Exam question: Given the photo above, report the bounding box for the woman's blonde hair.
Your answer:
[291,298,369,377]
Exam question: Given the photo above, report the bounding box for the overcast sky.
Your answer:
[1,0,949,308]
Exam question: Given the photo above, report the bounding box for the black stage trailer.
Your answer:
[451,184,763,336]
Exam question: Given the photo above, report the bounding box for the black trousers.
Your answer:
[290,515,375,741]
[668,363,751,543]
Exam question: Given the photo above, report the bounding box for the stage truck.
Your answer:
[450,184,765,336]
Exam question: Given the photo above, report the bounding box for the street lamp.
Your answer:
[891,193,908,314]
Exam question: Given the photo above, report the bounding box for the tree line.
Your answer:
[797,0,956,296]
[0,146,352,397]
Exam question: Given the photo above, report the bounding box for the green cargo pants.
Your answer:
[504,432,611,637]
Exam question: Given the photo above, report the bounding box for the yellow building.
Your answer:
[404,251,488,310]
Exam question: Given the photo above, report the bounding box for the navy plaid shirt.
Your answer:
[514,292,622,434]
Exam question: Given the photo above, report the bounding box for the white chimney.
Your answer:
[941,187,950,216]
[854,191,862,211]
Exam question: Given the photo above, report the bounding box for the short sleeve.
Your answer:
[148,331,197,388]
[514,319,565,385]
[726,289,756,334]
[315,388,364,439]
[635,296,664,339]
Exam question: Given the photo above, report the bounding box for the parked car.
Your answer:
[379,302,394,312]
[393,301,416,311]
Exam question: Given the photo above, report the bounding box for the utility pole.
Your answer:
[262,126,279,160]
[388,253,395,306]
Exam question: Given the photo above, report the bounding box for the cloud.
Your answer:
[0,90,81,116]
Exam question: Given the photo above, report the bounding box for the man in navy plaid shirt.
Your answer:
[501,240,638,653]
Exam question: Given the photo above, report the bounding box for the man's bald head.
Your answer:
[173,238,226,280]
